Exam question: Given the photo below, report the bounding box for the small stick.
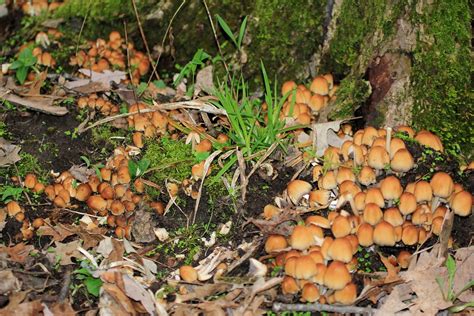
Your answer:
[130,0,159,81]
[273,302,375,314]
[58,266,73,301]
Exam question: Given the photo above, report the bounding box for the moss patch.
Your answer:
[410,0,473,158]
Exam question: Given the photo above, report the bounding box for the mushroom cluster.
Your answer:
[69,31,150,84]
[77,93,120,116]
[279,74,337,125]
[20,0,63,16]
[263,125,472,304]
[127,103,169,148]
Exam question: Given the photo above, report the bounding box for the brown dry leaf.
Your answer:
[64,69,126,93]
[0,138,21,167]
[0,243,34,263]
[0,207,6,232]
[375,283,413,315]
[67,223,106,250]
[26,71,47,96]
[0,270,21,295]
[311,120,347,156]
[453,246,474,303]
[122,274,156,315]
[44,301,76,316]
[47,240,82,265]
[68,165,95,183]
[0,87,67,116]
[37,223,75,242]
[0,293,43,316]
[194,65,215,95]
[101,283,137,315]
[379,253,401,283]
[177,283,232,303]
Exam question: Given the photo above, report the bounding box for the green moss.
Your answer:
[410,0,473,158]
[142,137,195,185]
[91,125,129,149]
[329,76,371,120]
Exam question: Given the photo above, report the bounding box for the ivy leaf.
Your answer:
[84,277,102,297]
[15,67,28,85]
[9,60,24,70]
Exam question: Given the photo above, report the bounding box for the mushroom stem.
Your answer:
[346,193,358,216]
[386,127,392,157]
[431,196,440,212]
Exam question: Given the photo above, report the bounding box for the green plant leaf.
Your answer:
[15,67,28,85]
[237,16,248,49]
[9,60,23,70]
[216,14,237,48]
[84,277,102,297]
[18,47,37,66]
[80,156,91,167]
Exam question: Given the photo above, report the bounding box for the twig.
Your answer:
[192,150,222,224]
[62,208,101,218]
[78,99,226,133]
[272,302,375,314]
[145,0,186,90]
[123,21,138,101]
[202,0,231,82]
[74,3,89,55]
[130,0,160,81]
[58,266,73,301]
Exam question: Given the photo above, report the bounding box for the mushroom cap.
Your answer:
[351,144,365,166]
[281,80,297,96]
[180,265,198,282]
[308,250,324,264]
[396,125,415,138]
[287,180,312,204]
[334,282,357,305]
[365,187,385,208]
[324,261,351,290]
[75,183,92,202]
[110,200,125,216]
[363,203,383,225]
[284,256,298,277]
[309,94,326,112]
[339,180,361,197]
[401,225,419,245]
[305,215,330,229]
[309,189,331,206]
[87,195,107,212]
[323,74,334,89]
[24,173,37,189]
[430,172,454,198]
[294,255,318,279]
[319,171,337,190]
[307,224,324,239]
[373,221,396,246]
[331,215,352,238]
[336,167,356,184]
[281,276,299,295]
[399,192,417,215]
[265,235,288,253]
[357,223,374,247]
[415,130,444,151]
[391,149,414,172]
[389,138,406,157]
[362,126,379,147]
[433,205,448,219]
[384,207,404,227]
[310,76,329,95]
[323,147,341,168]
[368,146,390,170]
[6,201,22,217]
[312,165,324,182]
[321,237,334,260]
[301,283,320,302]
[263,204,280,220]
[328,237,353,263]
[380,176,403,200]
[358,166,376,186]
[345,235,359,254]
[431,217,444,236]
[354,192,366,212]
[397,250,412,269]
[450,190,472,216]
[290,225,315,250]
[312,263,327,285]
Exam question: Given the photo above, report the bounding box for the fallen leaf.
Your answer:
[0,270,21,295]
[0,243,34,263]
[0,138,21,167]
[311,120,348,156]
[122,274,156,315]
[375,283,413,315]
[379,253,401,283]
[194,65,215,95]
[26,72,47,96]
[101,283,137,315]
[132,208,157,243]
[43,300,76,316]
[64,69,126,93]
[453,246,474,303]
[0,88,67,116]
[68,165,95,183]
[0,207,6,232]
[0,294,43,316]
[47,240,83,265]
[37,223,75,242]
[176,283,232,303]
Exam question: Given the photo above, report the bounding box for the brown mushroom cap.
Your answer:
[7,201,23,217]
[76,183,92,202]
[310,76,329,95]
[401,225,419,245]
[397,250,412,269]
[281,276,299,295]
[391,149,414,172]
[290,225,315,250]
[309,189,331,207]
[324,261,351,290]
[301,283,320,302]
[265,235,288,253]
[354,192,366,212]
[384,207,404,227]
[430,172,454,198]
[287,180,312,205]
[358,166,376,186]
[415,130,444,151]
[357,223,374,247]
[399,192,417,215]
[396,125,415,138]
[331,215,352,238]
[450,190,472,216]
[319,170,337,191]
[380,176,403,200]
[334,282,357,305]
[361,126,379,147]
[180,265,198,282]
[294,255,318,279]
[321,237,334,260]
[373,221,396,246]
[281,81,297,96]
[367,146,390,170]
[263,204,280,220]
[305,215,330,229]
[339,180,361,197]
[365,187,385,208]
[336,167,356,184]
[24,173,37,189]
[363,203,383,225]
[87,195,107,212]
[328,237,353,263]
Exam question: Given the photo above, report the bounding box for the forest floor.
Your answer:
[0,3,473,316]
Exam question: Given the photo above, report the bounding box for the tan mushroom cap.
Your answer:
[415,130,444,151]
[305,215,330,229]
[365,187,385,208]
[281,80,297,96]
[310,76,329,95]
[397,250,412,269]
[380,176,403,200]
[265,235,288,253]
[334,282,357,305]
[358,166,376,186]
[367,146,390,170]
[363,203,383,225]
[430,172,454,198]
[450,190,472,216]
[331,215,352,238]
[301,283,320,302]
[180,265,198,282]
[281,276,299,295]
[384,207,404,227]
[290,225,315,250]
[396,125,415,138]
[287,180,312,205]
[309,189,331,206]
[328,237,353,263]
[7,201,23,217]
[415,180,434,202]
[401,225,419,245]
[324,261,351,290]
[399,192,417,215]
[362,126,379,147]
[294,255,318,279]
[319,171,337,190]
[391,149,414,172]
[354,192,366,212]
[339,180,361,197]
[373,221,396,246]
[336,167,356,184]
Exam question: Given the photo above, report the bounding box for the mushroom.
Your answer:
[367,146,390,171]
[415,130,443,151]
[391,149,414,173]
[301,283,320,302]
[319,171,337,191]
[357,223,374,247]
[380,176,403,205]
[373,221,396,246]
[180,265,198,282]
[399,192,417,216]
[310,76,329,95]
[287,180,312,205]
[324,261,351,290]
[397,250,412,269]
[334,282,357,305]
[430,172,454,211]
[363,203,383,225]
[362,126,379,147]
[327,237,353,263]
[401,225,418,245]
[358,166,376,186]
[384,207,404,227]
[336,167,356,184]
[294,255,318,279]
[281,276,299,295]
[24,173,37,189]
[308,189,331,207]
[331,215,352,238]
[365,187,385,208]
[290,225,315,250]
[450,190,472,216]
